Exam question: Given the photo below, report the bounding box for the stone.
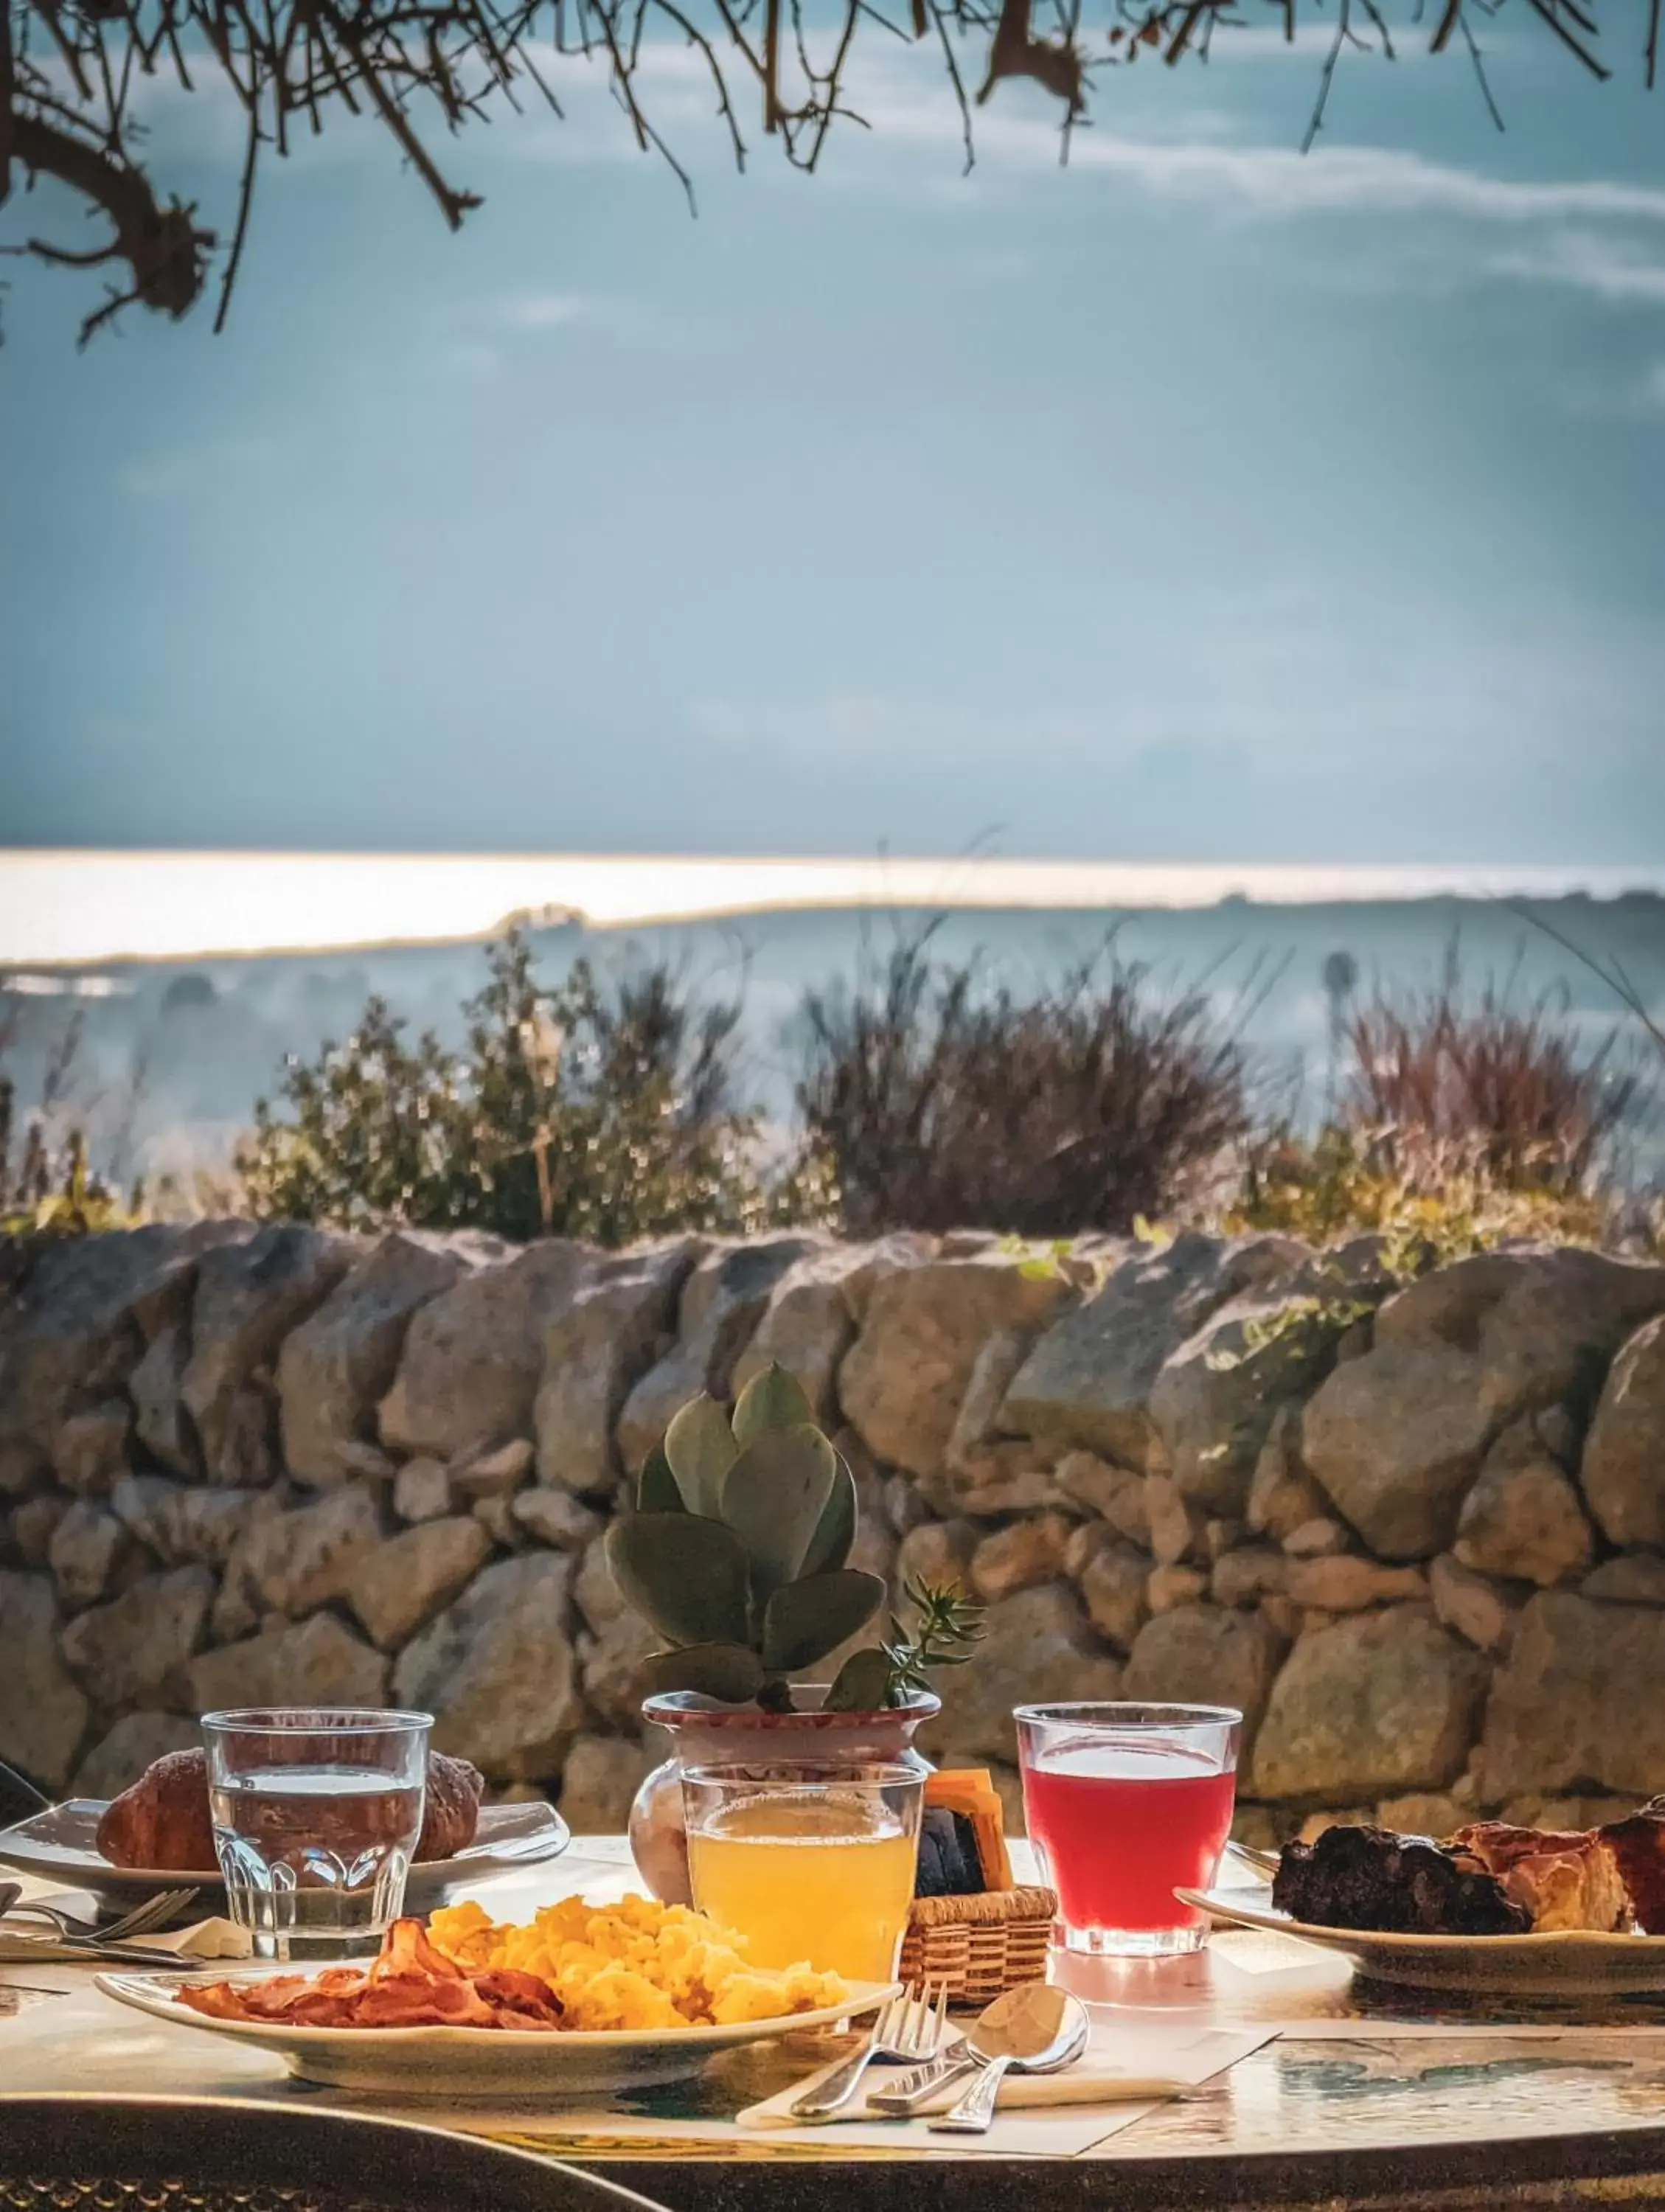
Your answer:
[218,1385,280,1489]
[71,1710,199,1797]
[0,1571,88,1790]
[729,1242,886,1422]
[535,1245,695,1498]
[573,1534,660,1728]
[947,1454,1071,1518]
[618,1239,819,1473]
[1582,1315,1665,1549]
[1500,1792,1637,1830]
[219,1484,384,1622]
[1535,1402,1582,1472]
[1246,1404,1327,1542]
[1212,1545,1290,1609]
[181,1225,352,1478]
[130,1326,195,1476]
[1251,1607,1489,1803]
[48,1500,133,1606]
[1205,1517,1246,1562]
[380,1241,595,1463]
[336,1440,400,1483]
[1301,1344,1493,1559]
[513,1485,605,1550]
[60,1566,215,1705]
[927,1582,1122,1765]
[1480,1591,1665,1798]
[1147,1564,1210,1613]
[347,1516,491,1649]
[473,1495,520,1546]
[1145,1476,1206,1565]
[943,1328,1040,1492]
[999,1234,1304,1467]
[13,1493,68,1568]
[1150,1279,1349,1515]
[1051,1450,1136,1518]
[883,1474,931,1537]
[278,1231,467,1484]
[0,1226,217,1467]
[1103,1479,1152,1548]
[895,1518,978,1594]
[182,1612,389,1714]
[1376,1246,1665,1430]
[1453,1425,1593,1586]
[1582,1553,1665,1606]
[1376,1792,1468,1838]
[970,1514,1074,1601]
[394,1552,583,1780]
[1075,1537,1150,1651]
[838,1253,1071,1481]
[52,1401,131,1496]
[1284,1557,1429,1612]
[1122,1604,1285,1748]
[1429,1552,1526,1653]
[394,1458,452,1523]
[111,1474,273,1567]
[452,1438,535,1495]
[1283,1517,1351,1557]
[559,1735,653,1834]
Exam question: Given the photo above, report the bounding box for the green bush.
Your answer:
[239,933,819,1245]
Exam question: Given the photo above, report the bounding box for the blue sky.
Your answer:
[3,9,1664,863]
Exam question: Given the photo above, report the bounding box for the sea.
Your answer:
[1,852,1661,1192]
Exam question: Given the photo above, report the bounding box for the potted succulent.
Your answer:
[608,1363,982,1901]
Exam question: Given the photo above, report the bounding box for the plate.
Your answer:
[0,1799,569,1912]
[95,1968,896,2094]
[1181,1885,1665,1996]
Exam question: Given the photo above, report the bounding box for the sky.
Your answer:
[4,5,1665,867]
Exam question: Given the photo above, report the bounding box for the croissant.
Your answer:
[96,1747,484,1870]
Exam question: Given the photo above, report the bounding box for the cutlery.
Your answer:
[0,1882,19,1919]
[923,1985,1090,2135]
[790,1985,949,2120]
[1228,1840,1281,1882]
[3,1888,200,1941]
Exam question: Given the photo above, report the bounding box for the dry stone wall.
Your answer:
[4,1222,1665,1843]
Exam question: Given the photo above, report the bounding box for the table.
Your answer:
[7,1837,1665,2210]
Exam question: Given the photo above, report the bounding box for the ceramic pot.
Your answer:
[628,1686,941,1905]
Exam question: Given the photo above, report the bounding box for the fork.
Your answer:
[3,1888,200,1944]
[790,1984,949,2121]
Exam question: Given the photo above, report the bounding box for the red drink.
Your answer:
[1019,1726,1238,1953]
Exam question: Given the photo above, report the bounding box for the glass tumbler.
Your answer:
[1016,1701,1242,1957]
[681,1763,924,1981]
[201,1706,431,1960]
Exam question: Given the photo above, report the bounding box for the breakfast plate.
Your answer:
[95,1968,897,2094]
[1180,1885,1665,1997]
[0,1799,569,1912]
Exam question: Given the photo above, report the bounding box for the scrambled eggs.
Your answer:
[427,1894,848,2031]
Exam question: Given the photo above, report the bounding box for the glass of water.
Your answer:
[201,1707,431,1960]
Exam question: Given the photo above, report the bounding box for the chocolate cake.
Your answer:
[1272,1823,1531,1936]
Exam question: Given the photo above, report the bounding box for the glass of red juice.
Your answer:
[1016,1702,1242,1957]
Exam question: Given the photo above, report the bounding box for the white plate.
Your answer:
[0,1799,569,1911]
[96,1967,896,2094]
[1181,1885,1665,1996]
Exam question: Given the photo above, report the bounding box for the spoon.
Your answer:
[928,1984,1089,2134]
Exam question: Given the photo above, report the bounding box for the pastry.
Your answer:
[1599,1798,1665,1935]
[1272,1823,1530,1935]
[1449,1821,1632,1933]
[96,1747,484,1870]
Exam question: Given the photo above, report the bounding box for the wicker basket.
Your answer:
[897,1886,1056,2003]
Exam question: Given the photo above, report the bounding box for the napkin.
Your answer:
[736,2023,1273,2134]
[0,1916,254,1966]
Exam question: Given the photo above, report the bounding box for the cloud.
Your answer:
[1490,230,1665,305]
[496,291,593,330]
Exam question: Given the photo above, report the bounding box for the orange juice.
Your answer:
[686,1790,917,1980]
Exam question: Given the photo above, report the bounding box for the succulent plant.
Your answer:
[606,1363,888,1711]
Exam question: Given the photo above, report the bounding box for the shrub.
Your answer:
[792,928,1252,1237]
[240,933,805,1245]
[1,1008,135,1242]
[1343,970,1643,1197]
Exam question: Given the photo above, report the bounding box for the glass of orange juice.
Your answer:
[681,1764,923,1981]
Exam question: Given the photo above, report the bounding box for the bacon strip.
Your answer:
[175,1919,566,2032]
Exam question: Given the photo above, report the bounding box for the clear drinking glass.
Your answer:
[681,1763,924,1981]
[201,1706,431,1960]
[1016,1701,1242,1958]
